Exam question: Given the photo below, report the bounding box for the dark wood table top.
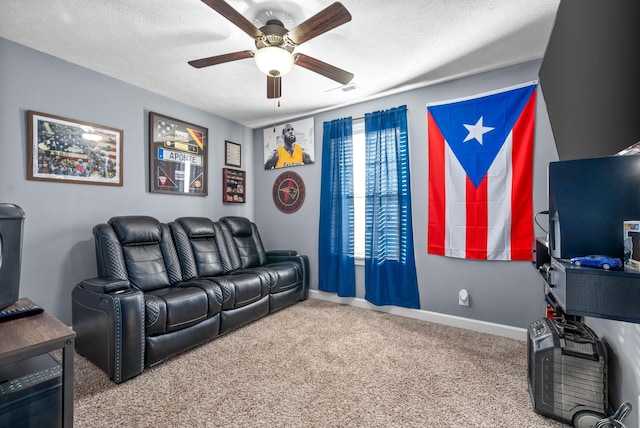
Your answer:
[0,297,75,362]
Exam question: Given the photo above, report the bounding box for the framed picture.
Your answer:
[263,117,315,169]
[149,112,208,196]
[27,110,123,186]
[225,141,241,168]
[223,168,246,204]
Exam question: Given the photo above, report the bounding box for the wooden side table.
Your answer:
[0,297,76,427]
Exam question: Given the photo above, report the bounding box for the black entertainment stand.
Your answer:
[0,297,75,427]
[533,237,640,324]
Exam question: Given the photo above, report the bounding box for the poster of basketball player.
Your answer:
[263,117,314,169]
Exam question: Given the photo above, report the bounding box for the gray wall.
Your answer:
[0,37,254,325]
[588,318,640,427]
[253,61,556,329]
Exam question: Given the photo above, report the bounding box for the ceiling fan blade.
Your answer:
[188,50,254,68]
[201,0,263,39]
[287,2,352,45]
[294,54,354,85]
[267,76,282,99]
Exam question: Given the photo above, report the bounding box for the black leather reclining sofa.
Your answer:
[72,215,309,383]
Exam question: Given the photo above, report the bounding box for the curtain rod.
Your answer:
[352,108,409,121]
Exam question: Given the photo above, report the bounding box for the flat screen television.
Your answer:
[548,155,640,260]
[0,204,25,309]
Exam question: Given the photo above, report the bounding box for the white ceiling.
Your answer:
[1,0,560,129]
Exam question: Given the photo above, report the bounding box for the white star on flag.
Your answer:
[463,117,494,145]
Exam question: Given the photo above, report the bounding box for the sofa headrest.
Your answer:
[175,217,216,238]
[109,216,162,245]
[220,216,252,237]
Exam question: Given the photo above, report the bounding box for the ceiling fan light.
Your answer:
[254,46,294,77]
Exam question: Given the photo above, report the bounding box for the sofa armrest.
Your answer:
[295,254,310,300]
[265,253,310,301]
[78,277,130,294]
[266,250,298,261]
[72,280,145,383]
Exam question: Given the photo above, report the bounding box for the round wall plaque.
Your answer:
[272,171,305,213]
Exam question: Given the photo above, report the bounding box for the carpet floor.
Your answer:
[73,298,569,427]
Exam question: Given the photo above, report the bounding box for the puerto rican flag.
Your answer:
[427,84,536,260]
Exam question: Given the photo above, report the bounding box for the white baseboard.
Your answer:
[309,290,527,341]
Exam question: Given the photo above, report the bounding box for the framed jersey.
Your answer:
[149,112,208,196]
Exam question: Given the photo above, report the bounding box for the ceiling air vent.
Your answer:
[326,82,359,94]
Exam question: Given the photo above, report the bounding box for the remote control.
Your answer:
[0,305,44,322]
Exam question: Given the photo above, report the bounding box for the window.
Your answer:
[352,118,365,259]
[353,117,402,262]
[353,118,401,262]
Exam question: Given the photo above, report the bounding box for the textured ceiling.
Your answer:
[1,0,560,129]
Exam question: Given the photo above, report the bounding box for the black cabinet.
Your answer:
[533,238,640,324]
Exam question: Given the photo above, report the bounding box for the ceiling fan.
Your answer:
[188,0,354,99]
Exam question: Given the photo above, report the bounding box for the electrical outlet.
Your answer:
[458,289,469,306]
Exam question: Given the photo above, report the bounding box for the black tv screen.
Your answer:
[0,204,25,309]
[549,155,640,259]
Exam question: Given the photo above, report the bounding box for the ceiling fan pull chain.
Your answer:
[273,77,281,108]
[271,79,282,132]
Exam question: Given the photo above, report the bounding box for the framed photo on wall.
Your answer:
[27,110,123,186]
[149,112,208,196]
[263,117,314,169]
[225,140,241,168]
[222,168,245,204]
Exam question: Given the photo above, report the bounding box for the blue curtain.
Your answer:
[364,105,420,308]
[318,117,355,297]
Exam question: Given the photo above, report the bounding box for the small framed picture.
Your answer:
[27,110,123,186]
[225,141,241,167]
[223,168,246,204]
